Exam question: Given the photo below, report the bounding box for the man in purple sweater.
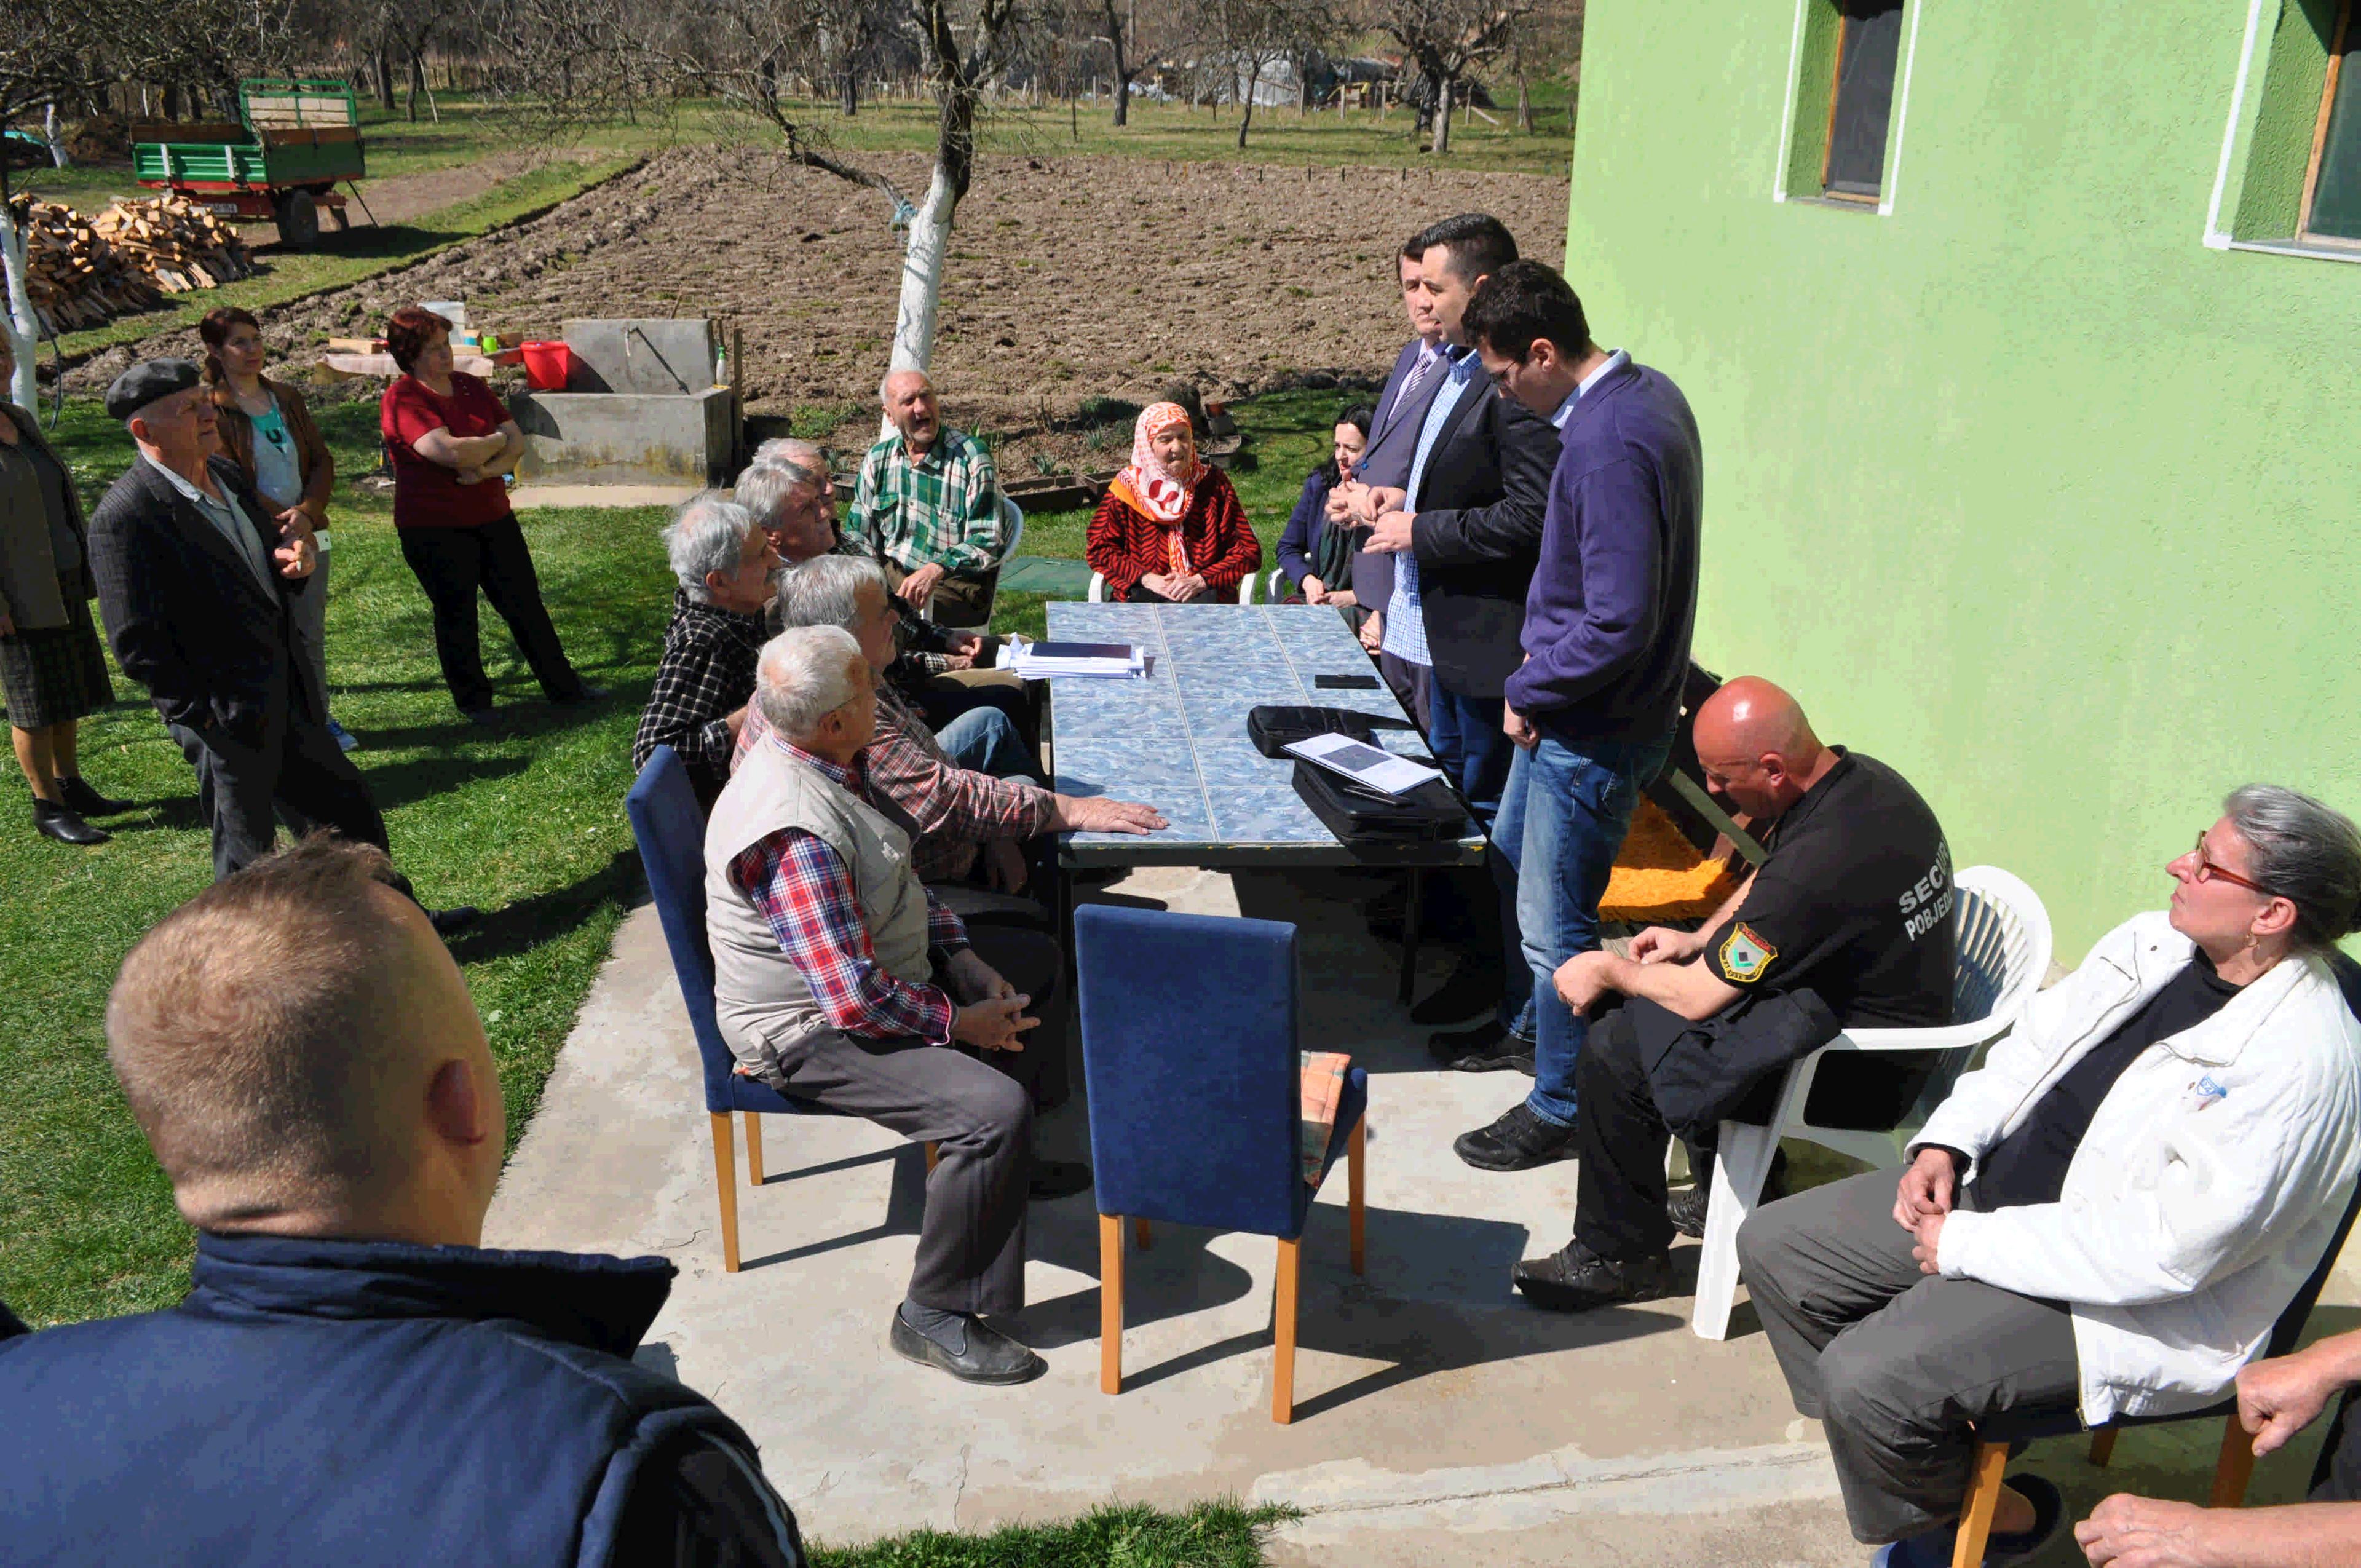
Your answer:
[1447,261,1704,1172]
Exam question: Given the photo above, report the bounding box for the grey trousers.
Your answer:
[1736,1169,2081,1545]
[766,925,1061,1317]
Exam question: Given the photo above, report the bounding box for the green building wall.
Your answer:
[1563,0,2361,960]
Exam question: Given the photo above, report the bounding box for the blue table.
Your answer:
[1043,601,1485,998]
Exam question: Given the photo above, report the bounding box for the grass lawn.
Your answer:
[808,1501,1294,1567]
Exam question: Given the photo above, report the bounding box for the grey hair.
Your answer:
[879,367,931,403]
[2223,785,2361,950]
[754,626,864,740]
[733,457,820,531]
[752,437,827,472]
[660,493,757,601]
[772,552,885,635]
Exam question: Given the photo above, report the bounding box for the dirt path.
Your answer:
[243,147,608,251]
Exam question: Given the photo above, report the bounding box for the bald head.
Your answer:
[106,837,504,1240]
[1691,677,1834,821]
[879,368,941,453]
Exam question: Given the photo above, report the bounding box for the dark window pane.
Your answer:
[2309,7,2361,239]
[1827,1,1905,197]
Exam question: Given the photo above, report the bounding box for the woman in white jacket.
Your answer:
[1737,785,2361,1568]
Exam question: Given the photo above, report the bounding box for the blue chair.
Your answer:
[625,746,874,1273]
[1075,904,1369,1424]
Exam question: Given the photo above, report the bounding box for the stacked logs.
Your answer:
[91,196,255,294]
[5,192,252,333]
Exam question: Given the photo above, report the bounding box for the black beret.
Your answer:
[104,358,202,421]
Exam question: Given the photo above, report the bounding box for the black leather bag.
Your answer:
[1245,703,1414,759]
[1291,760,1465,845]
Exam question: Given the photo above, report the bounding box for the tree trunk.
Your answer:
[1114,74,1130,125]
[2,192,39,413]
[374,48,395,111]
[1517,76,1532,133]
[1432,74,1453,154]
[1236,63,1258,149]
[407,50,424,122]
[840,69,859,116]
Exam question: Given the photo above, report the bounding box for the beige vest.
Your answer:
[704,738,936,1082]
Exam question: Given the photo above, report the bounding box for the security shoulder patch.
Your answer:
[1719,923,1778,984]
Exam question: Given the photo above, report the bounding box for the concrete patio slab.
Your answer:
[485,865,2355,1561]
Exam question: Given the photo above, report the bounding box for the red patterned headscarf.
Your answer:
[1114,402,1200,527]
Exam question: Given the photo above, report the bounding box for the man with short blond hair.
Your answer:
[842,369,1009,627]
[0,836,807,1565]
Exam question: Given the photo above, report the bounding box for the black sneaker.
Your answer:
[888,1308,1046,1385]
[551,684,610,706]
[1453,1103,1578,1171]
[1427,1020,1536,1074]
[1409,958,1505,1025]
[57,775,131,816]
[1667,1185,1710,1240]
[1512,1242,1675,1312]
[427,905,481,936]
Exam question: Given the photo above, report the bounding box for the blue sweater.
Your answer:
[1504,360,1703,742]
[1275,469,1340,587]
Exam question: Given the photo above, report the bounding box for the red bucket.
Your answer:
[521,341,574,392]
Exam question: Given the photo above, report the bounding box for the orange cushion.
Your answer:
[1599,794,1744,924]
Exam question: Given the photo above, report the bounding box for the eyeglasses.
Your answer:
[2189,832,2271,895]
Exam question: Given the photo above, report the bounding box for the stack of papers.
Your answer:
[1284,732,1444,796]
[1009,641,1145,680]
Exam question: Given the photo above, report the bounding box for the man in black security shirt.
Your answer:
[1510,676,1955,1312]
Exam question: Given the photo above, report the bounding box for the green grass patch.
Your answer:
[809,1500,1296,1567]
[0,392,673,1326]
[45,156,639,362]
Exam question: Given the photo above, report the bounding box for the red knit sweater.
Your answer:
[1084,468,1263,601]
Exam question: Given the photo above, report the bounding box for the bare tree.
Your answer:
[1093,0,1170,127]
[1197,0,1330,149]
[1383,0,1533,154]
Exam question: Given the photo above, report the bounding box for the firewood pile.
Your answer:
[6,192,253,333]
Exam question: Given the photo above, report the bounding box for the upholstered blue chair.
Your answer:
[1074,903,1369,1424]
[626,746,848,1273]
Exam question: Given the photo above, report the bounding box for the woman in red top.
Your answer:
[380,306,598,723]
[1084,402,1261,603]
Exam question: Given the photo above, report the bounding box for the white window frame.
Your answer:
[1773,0,1927,217]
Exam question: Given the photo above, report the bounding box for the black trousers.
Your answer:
[167,683,389,882]
[2314,1388,2361,1502]
[397,517,583,713]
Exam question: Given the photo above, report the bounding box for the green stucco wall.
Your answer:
[1564,0,2361,960]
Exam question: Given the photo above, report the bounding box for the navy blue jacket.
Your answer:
[1276,469,1340,587]
[0,1233,804,1567]
[1505,358,1703,742]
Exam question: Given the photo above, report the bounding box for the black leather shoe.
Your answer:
[888,1309,1046,1385]
[1667,1185,1710,1239]
[1453,1103,1579,1171]
[1513,1242,1674,1313]
[1428,1020,1536,1074]
[1409,958,1506,1025]
[459,704,498,727]
[1029,1158,1093,1202]
[57,775,130,816]
[32,799,108,845]
[427,905,481,936]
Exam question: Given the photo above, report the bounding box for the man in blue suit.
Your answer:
[1339,231,1453,728]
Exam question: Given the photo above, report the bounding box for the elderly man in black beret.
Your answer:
[88,361,469,925]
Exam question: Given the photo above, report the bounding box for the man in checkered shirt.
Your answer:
[841,371,1010,628]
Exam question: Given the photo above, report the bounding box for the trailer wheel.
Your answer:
[275,189,321,248]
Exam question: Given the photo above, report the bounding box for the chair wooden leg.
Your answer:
[1134,1216,1151,1251]
[2209,1414,2260,1508]
[2088,1428,2118,1468]
[1347,1118,1366,1277]
[708,1112,741,1273]
[925,1141,940,1173]
[1099,1214,1125,1395]
[742,1111,764,1186]
[1952,1441,2009,1568]
[1273,1235,1302,1424]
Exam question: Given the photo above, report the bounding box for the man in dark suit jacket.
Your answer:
[88,362,459,919]
[1340,235,1453,726]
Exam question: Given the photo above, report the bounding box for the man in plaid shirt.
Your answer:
[842,371,1010,628]
[632,496,780,809]
[706,626,1086,1387]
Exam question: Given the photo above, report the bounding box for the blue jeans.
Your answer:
[1507,729,1672,1127]
[1425,680,1514,827]
[935,705,1035,781]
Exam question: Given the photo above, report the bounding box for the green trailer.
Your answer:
[129,79,366,247]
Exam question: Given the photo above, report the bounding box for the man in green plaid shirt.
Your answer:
[842,370,1009,627]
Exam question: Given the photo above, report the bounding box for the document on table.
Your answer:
[1008,640,1146,679]
[1284,732,1443,796]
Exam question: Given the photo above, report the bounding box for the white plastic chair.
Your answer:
[1689,865,2054,1340]
[923,495,1024,625]
[1086,569,1256,604]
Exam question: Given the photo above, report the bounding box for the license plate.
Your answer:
[208,203,239,216]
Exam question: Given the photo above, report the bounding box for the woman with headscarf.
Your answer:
[1084,402,1261,603]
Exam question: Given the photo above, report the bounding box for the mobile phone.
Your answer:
[1315,672,1381,690]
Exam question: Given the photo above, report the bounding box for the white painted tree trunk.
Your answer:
[2,211,39,412]
[1433,74,1455,155]
[880,161,959,438]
